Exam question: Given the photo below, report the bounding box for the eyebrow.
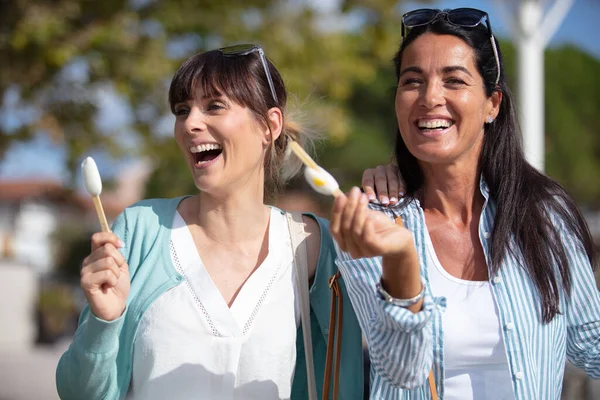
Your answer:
[399,65,474,78]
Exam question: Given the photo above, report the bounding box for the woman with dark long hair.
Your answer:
[331,8,600,399]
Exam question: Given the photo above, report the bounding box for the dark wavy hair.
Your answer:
[168,48,307,201]
[393,17,597,323]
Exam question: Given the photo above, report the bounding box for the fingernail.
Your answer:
[117,240,125,248]
[398,191,405,197]
[367,193,376,201]
[390,197,397,203]
[380,196,389,205]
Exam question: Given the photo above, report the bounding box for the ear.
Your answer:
[262,107,283,145]
[486,90,503,121]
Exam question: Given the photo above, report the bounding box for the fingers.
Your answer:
[341,188,362,257]
[385,165,402,205]
[84,241,126,269]
[81,232,127,293]
[347,191,369,258]
[91,232,124,253]
[361,169,377,202]
[81,268,119,293]
[330,192,349,251]
[331,187,370,258]
[81,254,122,280]
[374,165,389,205]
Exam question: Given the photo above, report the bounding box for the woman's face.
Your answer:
[172,87,277,195]
[395,33,500,169]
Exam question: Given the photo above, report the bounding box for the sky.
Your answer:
[1,0,599,184]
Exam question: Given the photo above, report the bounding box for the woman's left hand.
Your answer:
[361,164,404,206]
[330,187,414,260]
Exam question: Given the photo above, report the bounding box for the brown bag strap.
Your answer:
[428,369,438,400]
[323,270,343,400]
[286,212,318,400]
[395,216,437,400]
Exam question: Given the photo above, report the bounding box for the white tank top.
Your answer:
[425,229,515,400]
[128,208,300,400]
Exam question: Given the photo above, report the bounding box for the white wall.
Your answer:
[13,200,58,275]
[0,261,38,350]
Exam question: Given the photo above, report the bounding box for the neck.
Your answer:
[182,183,271,245]
[419,162,483,225]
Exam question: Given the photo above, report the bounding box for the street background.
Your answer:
[2,0,600,399]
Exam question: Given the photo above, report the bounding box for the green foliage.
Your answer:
[1,0,599,207]
[545,45,600,206]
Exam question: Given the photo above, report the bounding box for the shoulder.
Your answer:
[111,196,187,252]
[123,197,186,217]
[115,197,187,228]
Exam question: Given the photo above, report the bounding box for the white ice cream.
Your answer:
[304,166,339,196]
[81,156,103,196]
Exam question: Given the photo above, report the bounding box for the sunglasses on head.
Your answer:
[401,8,501,86]
[218,44,279,105]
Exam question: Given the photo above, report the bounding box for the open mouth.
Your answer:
[416,118,454,132]
[190,143,223,165]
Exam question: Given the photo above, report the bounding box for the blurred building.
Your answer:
[0,180,125,275]
[0,179,131,349]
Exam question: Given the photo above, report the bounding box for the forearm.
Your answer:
[335,252,443,388]
[381,247,423,313]
[56,308,124,399]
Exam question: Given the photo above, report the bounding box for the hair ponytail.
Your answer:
[264,107,321,202]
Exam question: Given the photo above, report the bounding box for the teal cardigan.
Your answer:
[56,197,363,399]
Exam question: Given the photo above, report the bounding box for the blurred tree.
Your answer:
[2,0,599,207]
[0,0,401,183]
[544,45,600,207]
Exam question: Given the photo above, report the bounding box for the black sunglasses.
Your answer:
[218,44,279,105]
[401,8,500,86]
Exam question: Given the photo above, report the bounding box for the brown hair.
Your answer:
[168,48,312,201]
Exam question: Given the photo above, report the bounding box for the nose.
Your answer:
[183,107,207,134]
[419,79,445,109]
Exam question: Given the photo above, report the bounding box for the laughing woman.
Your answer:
[56,46,363,400]
[331,8,600,400]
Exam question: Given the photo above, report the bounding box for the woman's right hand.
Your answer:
[330,187,415,260]
[80,232,130,321]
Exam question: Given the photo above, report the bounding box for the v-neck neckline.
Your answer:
[171,207,287,337]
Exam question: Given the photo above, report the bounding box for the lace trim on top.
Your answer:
[170,240,219,336]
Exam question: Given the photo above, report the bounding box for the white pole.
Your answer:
[497,0,575,172]
[518,1,545,171]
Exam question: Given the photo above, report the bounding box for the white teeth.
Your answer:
[189,143,222,153]
[417,119,452,129]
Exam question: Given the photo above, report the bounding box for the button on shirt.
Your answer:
[334,179,600,400]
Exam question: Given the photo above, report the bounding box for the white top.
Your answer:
[129,208,300,400]
[425,229,515,400]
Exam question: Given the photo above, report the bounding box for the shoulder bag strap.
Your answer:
[286,212,318,400]
[323,270,343,400]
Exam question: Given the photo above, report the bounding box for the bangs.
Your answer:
[169,50,267,114]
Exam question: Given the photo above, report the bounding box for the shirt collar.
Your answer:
[479,174,490,200]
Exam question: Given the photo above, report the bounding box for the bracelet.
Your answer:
[376,279,425,307]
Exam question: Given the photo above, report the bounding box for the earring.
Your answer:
[487,116,493,123]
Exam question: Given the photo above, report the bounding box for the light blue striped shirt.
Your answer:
[335,180,600,399]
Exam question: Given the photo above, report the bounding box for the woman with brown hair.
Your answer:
[56,45,364,400]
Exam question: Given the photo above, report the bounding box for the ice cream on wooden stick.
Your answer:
[288,141,343,197]
[81,157,111,233]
